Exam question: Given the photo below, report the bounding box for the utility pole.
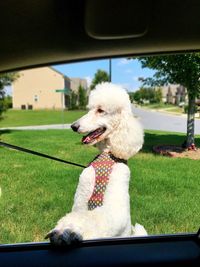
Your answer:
[109,59,112,82]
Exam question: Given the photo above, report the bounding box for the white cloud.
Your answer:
[125,68,133,74]
[84,76,92,87]
[5,85,12,96]
[116,83,141,92]
[116,83,131,91]
[132,76,139,82]
[117,58,132,66]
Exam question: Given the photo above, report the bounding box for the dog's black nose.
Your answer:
[71,123,80,132]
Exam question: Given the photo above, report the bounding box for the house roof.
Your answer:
[49,66,70,81]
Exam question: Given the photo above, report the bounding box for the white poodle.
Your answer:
[46,82,147,245]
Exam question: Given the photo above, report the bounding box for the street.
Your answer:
[132,106,200,134]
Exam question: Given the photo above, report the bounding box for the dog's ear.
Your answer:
[109,110,144,160]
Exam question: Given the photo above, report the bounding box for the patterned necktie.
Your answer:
[88,152,117,210]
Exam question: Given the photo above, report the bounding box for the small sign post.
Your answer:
[55,89,68,93]
[55,88,70,128]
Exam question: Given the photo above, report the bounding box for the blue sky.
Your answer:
[6,57,155,95]
[54,58,155,92]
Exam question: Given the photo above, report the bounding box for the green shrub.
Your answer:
[69,92,78,110]
[184,105,198,114]
[78,85,87,109]
[4,95,13,109]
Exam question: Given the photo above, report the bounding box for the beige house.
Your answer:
[161,84,186,104]
[13,67,71,110]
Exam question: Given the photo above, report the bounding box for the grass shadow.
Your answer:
[142,132,200,154]
[0,129,13,137]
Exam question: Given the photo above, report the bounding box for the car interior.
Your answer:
[0,0,199,266]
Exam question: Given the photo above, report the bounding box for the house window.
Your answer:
[21,105,26,110]
[34,95,39,102]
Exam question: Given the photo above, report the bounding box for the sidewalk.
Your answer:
[138,105,187,117]
[0,124,71,130]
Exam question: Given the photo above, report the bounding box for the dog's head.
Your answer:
[71,83,143,160]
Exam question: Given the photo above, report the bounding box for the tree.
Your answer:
[0,73,18,118]
[4,95,13,109]
[154,88,162,103]
[78,85,87,109]
[132,90,142,103]
[128,92,135,103]
[90,69,109,90]
[137,54,200,149]
[132,87,162,104]
[69,91,78,110]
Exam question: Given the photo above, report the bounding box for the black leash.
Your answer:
[0,141,86,169]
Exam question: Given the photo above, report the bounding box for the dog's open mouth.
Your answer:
[82,127,106,144]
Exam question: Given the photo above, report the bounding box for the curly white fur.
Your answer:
[47,83,147,245]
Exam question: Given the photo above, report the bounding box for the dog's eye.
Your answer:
[97,108,105,114]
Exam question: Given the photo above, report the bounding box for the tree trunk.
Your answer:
[186,94,196,148]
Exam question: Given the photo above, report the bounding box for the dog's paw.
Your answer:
[45,229,83,246]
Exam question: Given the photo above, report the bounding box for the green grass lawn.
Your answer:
[0,129,199,244]
[0,109,86,128]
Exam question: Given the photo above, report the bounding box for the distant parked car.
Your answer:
[179,102,185,108]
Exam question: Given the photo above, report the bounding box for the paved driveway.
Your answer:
[132,106,200,134]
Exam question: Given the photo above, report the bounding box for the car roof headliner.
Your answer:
[0,0,200,73]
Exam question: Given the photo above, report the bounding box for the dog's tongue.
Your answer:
[82,135,92,144]
[82,128,105,144]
